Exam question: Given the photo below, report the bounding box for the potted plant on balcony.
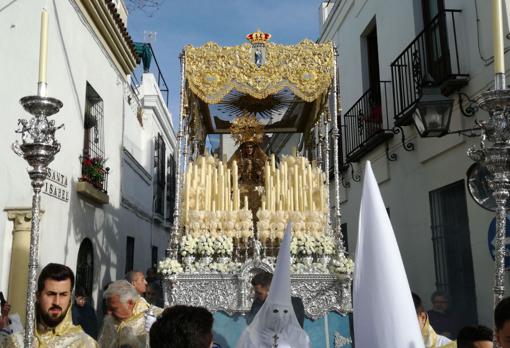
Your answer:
[80,156,108,190]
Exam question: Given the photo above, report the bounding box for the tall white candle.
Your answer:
[493,0,505,74]
[38,8,49,84]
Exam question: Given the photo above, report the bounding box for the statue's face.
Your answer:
[243,142,255,156]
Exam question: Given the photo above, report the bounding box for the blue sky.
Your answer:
[127,0,322,126]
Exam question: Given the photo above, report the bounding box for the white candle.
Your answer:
[293,165,299,210]
[494,0,505,74]
[308,166,314,210]
[38,8,49,84]
[218,174,224,210]
[200,157,206,184]
[184,170,190,222]
[244,196,249,210]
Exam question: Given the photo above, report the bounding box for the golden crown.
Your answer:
[230,114,264,145]
[246,30,271,45]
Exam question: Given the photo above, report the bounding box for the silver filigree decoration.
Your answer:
[334,332,352,348]
[164,261,352,320]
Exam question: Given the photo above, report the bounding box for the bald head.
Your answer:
[125,271,147,295]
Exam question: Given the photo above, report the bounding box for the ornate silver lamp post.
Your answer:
[12,85,63,347]
[467,0,508,310]
[10,6,64,347]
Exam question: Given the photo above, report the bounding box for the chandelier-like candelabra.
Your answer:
[12,86,63,347]
[467,0,508,312]
[468,86,510,308]
[11,6,65,346]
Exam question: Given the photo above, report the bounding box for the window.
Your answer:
[166,154,176,223]
[83,83,104,161]
[76,238,94,298]
[151,246,158,268]
[154,134,166,217]
[82,83,108,192]
[429,180,477,326]
[125,236,135,274]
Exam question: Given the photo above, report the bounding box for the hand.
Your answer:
[0,314,9,330]
[144,311,157,332]
[1,303,10,317]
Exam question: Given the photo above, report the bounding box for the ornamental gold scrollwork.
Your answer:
[184,40,334,104]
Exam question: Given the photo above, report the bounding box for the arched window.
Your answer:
[76,238,94,297]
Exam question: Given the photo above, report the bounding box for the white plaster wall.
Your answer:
[319,0,510,327]
[0,0,175,311]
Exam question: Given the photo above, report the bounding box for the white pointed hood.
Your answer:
[236,222,310,348]
[353,161,425,348]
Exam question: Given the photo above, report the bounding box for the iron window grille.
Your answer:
[154,134,166,218]
[166,154,176,224]
[82,83,109,193]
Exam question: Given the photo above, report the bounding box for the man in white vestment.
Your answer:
[126,271,152,314]
[99,280,160,348]
[2,263,98,348]
[236,223,310,348]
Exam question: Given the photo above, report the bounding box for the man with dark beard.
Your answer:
[2,263,98,347]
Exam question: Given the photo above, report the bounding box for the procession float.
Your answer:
[158,31,353,347]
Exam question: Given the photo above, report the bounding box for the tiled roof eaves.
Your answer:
[105,0,140,63]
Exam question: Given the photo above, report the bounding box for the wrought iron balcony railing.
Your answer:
[391,9,468,125]
[133,42,170,107]
[343,81,393,162]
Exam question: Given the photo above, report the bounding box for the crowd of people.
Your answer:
[0,254,510,347]
[412,291,501,348]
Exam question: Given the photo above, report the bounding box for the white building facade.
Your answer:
[0,0,176,321]
[319,0,510,329]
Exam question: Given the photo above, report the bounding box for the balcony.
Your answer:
[133,42,170,107]
[391,9,468,126]
[343,81,394,163]
[77,156,110,205]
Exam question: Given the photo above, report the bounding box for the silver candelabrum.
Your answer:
[12,85,63,348]
[467,84,510,309]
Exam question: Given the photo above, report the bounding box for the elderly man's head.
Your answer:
[103,280,139,321]
[125,271,147,295]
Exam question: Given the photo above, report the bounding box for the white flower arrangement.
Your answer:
[291,235,317,256]
[197,235,215,256]
[180,234,197,256]
[329,255,355,275]
[189,260,242,274]
[214,235,234,256]
[316,235,335,255]
[291,262,329,274]
[158,258,183,276]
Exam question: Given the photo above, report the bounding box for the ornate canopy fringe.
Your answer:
[184,40,335,105]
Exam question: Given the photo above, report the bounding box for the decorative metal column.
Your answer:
[468,86,510,308]
[330,46,345,251]
[12,83,63,348]
[168,52,187,259]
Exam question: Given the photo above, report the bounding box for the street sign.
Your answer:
[488,216,510,270]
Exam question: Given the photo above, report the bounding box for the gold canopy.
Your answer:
[184,40,334,105]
